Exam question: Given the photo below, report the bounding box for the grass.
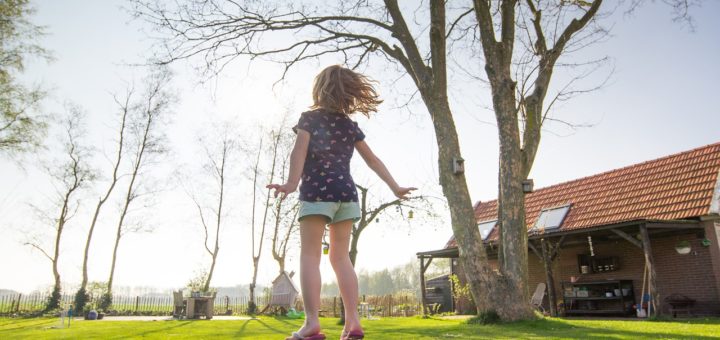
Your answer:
[1,316,719,339]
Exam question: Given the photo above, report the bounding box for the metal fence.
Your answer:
[0,293,270,316]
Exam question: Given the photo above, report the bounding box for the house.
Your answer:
[418,142,720,316]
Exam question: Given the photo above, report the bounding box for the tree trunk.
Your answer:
[107,172,139,297]
[204,253,218,292]
[403,0,503,317]
[493,83,534,321]
[106,213,125,297]
[423,96,500,315]
[248,257,260,314]
[47,193,71,311]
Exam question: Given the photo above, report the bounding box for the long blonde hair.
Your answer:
[311,65,382,117]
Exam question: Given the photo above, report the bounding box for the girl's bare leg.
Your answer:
[287,215,327,340]
[328,219,362,335]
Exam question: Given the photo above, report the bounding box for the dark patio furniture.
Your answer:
[665,294,695,318]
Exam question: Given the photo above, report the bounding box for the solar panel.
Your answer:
[477,220,497,240]
[533,205,571,231]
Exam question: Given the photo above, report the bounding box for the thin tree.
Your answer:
[0,0,51,156]
[270,200,299,276]
[247,128,283,314]
[352,185,435,267]
[25,105,94,311]
[132,0,699,320]
[190,125,237,292]
[102,69,173,309]
[269,120,301,276]
[336,184,435,323]
[73,91,131,315]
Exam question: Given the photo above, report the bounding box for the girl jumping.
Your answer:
[267,65,415,340]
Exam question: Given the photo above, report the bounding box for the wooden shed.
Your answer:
[262,271,300,314]
[425,274,453,313]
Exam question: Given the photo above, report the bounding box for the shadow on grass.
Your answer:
[352,316,720,339]
[272,316,302,327]
[127,320,194,338]
[649,317,720,325]
[0,317,57,331]
[474,317,720,340]
[236,317,292,337]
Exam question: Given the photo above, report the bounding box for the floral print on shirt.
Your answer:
[293,109,365,202]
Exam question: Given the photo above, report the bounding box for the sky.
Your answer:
[1,1,719,295]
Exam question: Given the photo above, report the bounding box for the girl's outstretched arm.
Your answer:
[267,130,310,199]
[355,140,416,199]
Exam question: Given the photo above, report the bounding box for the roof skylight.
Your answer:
[477,220,497,240]
[532,205,571,231]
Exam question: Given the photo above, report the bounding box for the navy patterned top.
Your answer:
[294,109,365,202]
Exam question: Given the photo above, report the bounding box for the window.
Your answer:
[477,220,497,240]
[532,205,571,231]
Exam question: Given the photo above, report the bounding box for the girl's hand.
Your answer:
[266,183,297,200]
[393,187,417,200]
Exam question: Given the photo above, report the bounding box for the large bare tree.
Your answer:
[132,0,698,320]
[25,105,94,311]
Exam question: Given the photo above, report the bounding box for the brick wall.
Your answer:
[527,230,720,316]
[453,228,720,316]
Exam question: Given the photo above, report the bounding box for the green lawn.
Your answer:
[1,316,719,339]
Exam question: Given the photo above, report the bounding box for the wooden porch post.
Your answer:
[702,221,720,304]
[540,239,558,317]
[419,256,433,315]
[639,223,659,317]
[419,256,427,315]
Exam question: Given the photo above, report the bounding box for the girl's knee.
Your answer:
[328,251,350,267]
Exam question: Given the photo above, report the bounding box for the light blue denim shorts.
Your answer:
[298,201,361,224]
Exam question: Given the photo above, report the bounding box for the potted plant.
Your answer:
[675,240,691,255]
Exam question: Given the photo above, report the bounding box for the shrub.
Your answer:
[44,286,61,312]
[74,288,89,315]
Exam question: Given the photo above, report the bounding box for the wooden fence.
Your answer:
[316,294,422,318]
[0,293,270,316]
[1,293,420,317]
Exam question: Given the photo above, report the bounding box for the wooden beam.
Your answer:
[423,257,434,272]
[528,241,541,258]
[540,239,558,317]
[549,235,566,261]
[639,224,660,317]
[610,228,643,249]
[646,222,703,229]
[419,256,428,315]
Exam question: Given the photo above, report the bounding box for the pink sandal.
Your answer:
[341,330,364,340]
[290,332,326,340]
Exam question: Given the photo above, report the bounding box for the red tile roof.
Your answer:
[446,142,720,248]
